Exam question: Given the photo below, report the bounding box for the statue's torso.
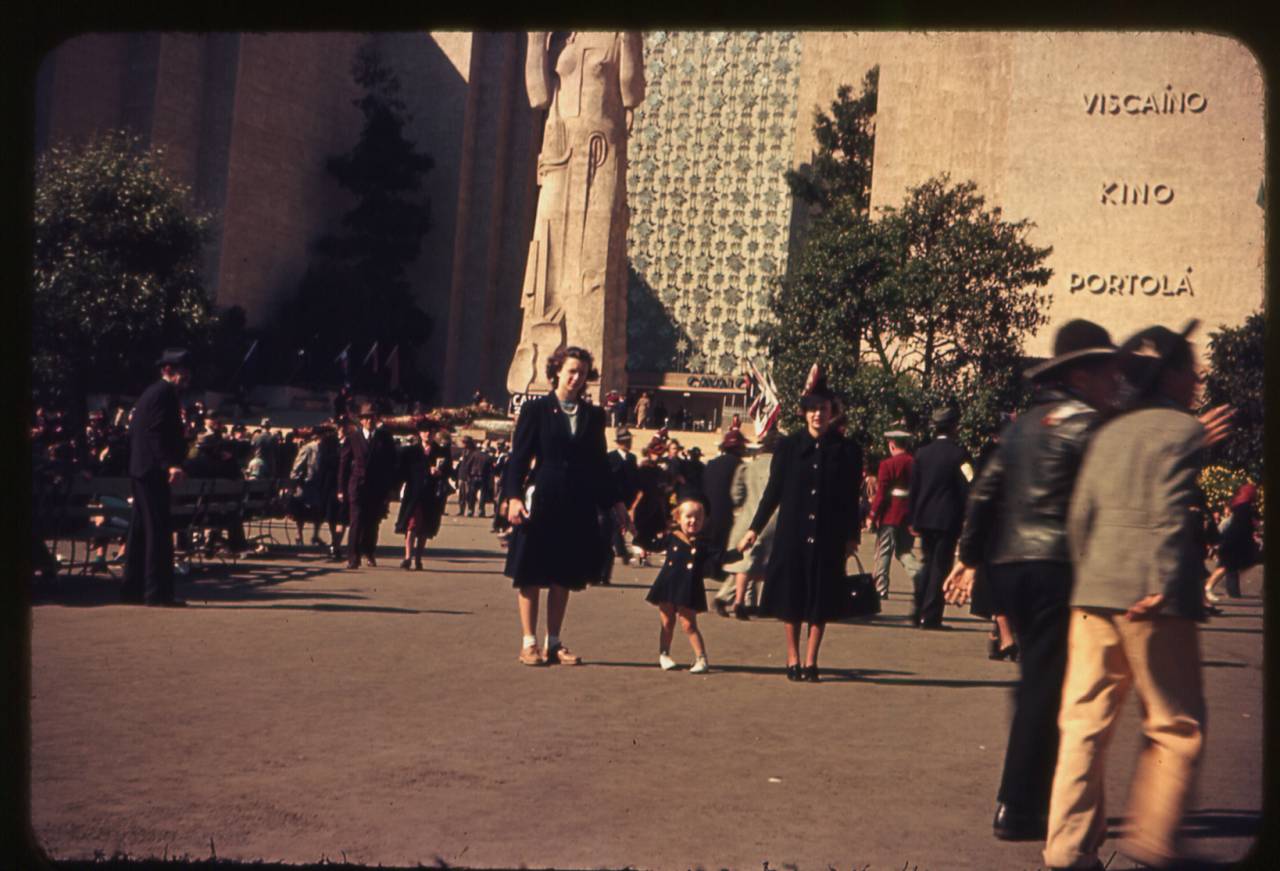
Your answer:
[549,32,625,131]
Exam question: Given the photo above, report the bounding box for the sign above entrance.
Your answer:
[629,372,747,394]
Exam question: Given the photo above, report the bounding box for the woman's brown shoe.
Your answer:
[518,645,546,666]
[545,644,582,665]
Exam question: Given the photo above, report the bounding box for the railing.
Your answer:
[33,476,294,578]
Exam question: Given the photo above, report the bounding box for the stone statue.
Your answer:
[506,31,645,397]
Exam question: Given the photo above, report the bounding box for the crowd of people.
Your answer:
[31,315,1263,869]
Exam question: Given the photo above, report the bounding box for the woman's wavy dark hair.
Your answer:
[545,345,599,390]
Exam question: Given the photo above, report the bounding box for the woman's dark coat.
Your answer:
[500,392,620,589]
[395,440,452,538]
[749,428,863,623]
[631,461,671,552]
[316,432,343,526]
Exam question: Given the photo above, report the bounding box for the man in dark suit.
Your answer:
[907,404,971,628]
[455,437,476,515]
[704,429,747,616]
[605,429,639,566]
[122,348,192,606]
[339,403,395,568]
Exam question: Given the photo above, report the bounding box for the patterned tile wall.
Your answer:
[626,30,802,374]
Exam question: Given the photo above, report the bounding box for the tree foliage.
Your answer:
[32,130,214,414]
[1201,310,1265,481]
[763,74,1052,456]
[268,44,435,396]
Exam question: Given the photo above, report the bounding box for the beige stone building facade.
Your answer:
[35,31,1264,406]
[799,31,1265,358]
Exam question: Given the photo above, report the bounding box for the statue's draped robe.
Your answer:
[507,32,645,396]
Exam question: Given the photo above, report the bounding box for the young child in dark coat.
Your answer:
[644,492,742,674]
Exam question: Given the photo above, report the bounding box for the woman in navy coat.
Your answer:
[739,382,862,681]
[501,346,633,667]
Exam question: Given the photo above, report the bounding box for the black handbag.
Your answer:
[840,552,881,619]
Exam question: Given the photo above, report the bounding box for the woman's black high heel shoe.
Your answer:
[996,643,1020,662]
[803,665,819,683]
[786,664,801,681]
[987,632,1002,660]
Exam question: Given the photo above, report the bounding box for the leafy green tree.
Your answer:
[765,70,885,439]
[269,44,435,397]
[1201,310,1264,481]
[764,73,1052,454]
[873,175,1052,447]
[32,129,214,418]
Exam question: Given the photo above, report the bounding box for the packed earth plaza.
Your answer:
[30,510,1264,869]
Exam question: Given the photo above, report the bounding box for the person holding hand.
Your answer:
[501,346,634,667]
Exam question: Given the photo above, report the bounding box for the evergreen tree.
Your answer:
[32,130,215,418]
[1201,310,1265,481]
[273,44,435,398]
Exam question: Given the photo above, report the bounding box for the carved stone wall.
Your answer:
[625,30,802,375]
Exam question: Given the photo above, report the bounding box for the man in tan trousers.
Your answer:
[1044,321,1232,870]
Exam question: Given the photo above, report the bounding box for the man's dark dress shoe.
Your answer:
[992,801,1047,841]
[346,560,360,569]
[366,555,377,567]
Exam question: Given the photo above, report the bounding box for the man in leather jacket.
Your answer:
[943,319,1121,842]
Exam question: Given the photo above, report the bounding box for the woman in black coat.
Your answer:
[394,424,453,570]
[501,346,633,667]
[317,426,346,560]
[739,384,862,682]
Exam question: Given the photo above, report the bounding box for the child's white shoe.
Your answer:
[659,653,677,671]
[689,656,709,674]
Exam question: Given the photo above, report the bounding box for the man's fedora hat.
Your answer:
[1117,319,1199,398]
[614,428,633,443]
[155,348,192,368]
[1023,319,1117,381]
[356,401,378,418]
[931,404,959,429]
[883,421,912,439]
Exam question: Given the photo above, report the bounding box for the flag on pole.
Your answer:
[286,347,306,385]
[743,357,781,439]
[334,343,351,382]
[386,345,401,391]
[363,341,380,374]
[230,338,260,388]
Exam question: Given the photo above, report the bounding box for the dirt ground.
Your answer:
[28,510,1265,869]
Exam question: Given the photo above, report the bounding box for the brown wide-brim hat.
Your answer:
[1023,319,1118,381]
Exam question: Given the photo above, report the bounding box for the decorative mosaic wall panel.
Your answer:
[626,30,802,374]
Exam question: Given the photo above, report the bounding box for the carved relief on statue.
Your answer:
[507,31,645,396]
